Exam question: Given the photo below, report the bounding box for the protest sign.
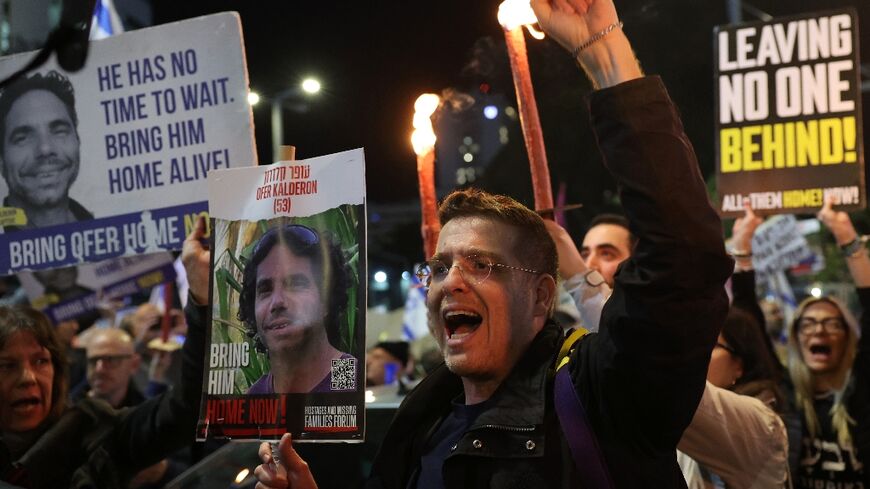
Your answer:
[715,9,864,217]
[0,12,255,273]
[198,148,366,442]
[751,215,813,278]
[18,252,175,323]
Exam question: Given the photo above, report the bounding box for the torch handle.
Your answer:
[504,27,554,215]
[417,150,440,258]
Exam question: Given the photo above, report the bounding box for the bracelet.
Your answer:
[839,235,869,258]
[728,249,753,259]
[571,21,623,58]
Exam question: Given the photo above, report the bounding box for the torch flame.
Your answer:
[526,24,545,39]
[497,0,543,35]
[411,93,440,155]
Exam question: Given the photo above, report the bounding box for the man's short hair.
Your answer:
[588,213,638,249]
[374,341,410,367]
[237,224,350,353]
[438,188,558,280]
[0,71,78,155]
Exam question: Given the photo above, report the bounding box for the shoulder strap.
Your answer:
[553,329,616,488]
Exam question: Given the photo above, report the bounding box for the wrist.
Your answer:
[835,233,859,247]
[839,235,867,257]
[575,31,642,89]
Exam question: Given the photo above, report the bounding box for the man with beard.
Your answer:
[0,70,92,231]
[238,224,356,394]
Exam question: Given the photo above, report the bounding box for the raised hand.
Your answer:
[544,219,587,279]
[530,0,641,88]
[817,195,857,246]
[730,201,763,254]
[530,0,615,52]
[181,216,210,305]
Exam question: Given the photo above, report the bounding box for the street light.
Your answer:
[270,77,322,162]
[301,78,321,94]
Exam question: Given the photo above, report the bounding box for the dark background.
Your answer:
[148,0,870,304]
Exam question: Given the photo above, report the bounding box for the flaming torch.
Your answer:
[411,93,441,259]
[498,0,554,214]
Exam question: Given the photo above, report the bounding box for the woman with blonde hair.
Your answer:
[787,197,869,487]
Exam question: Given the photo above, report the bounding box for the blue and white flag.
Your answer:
[402,272,430,341]
[90,0,124,40]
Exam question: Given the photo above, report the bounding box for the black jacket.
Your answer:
[367,76,732,488]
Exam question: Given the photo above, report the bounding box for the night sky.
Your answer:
[151,0,869,206]
[152,1,506,204]
[149,0,870,279]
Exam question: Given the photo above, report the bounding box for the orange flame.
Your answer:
[497,0,544,38]
[411,93,440,156]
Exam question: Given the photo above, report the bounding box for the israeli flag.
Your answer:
[90,0,124,40]
[401,272,430,341]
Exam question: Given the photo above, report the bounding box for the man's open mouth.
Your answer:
[443,310,482,338]
[264,321,291,331]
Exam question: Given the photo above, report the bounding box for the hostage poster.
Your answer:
[715,9,864,217]
[0,12,255,273]
[17,252,176,323]
[197,148,366,442]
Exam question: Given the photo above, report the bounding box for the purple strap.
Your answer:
[554,366,615,488]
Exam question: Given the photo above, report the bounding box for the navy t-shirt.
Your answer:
[413,397,493,489]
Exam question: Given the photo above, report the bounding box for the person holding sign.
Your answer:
[238,224,355,394]
[0,71,93,231]
[254,0,733,486]
[785,197,869,487]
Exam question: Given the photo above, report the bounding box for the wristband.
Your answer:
[727,249,752,259]
[840,236,869,257]
[571,21,623,58]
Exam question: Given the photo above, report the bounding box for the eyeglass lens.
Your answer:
[416,255,493,287]
[798,317,844,333]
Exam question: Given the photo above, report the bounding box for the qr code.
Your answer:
[330,357,357,390]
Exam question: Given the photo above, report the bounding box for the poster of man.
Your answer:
[199,148,366,442]
[0,71,92,230]
[239,223,356,394]
[0,12,255,274]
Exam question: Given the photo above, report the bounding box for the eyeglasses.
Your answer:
[415,254,541,289]
[797,317,845,335]
[254,224,319,256]
[714,342,738,356]
[86,354,132,368]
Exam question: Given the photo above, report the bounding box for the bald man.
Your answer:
[72,328,146,408]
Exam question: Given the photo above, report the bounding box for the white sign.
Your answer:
[0,12,255,273]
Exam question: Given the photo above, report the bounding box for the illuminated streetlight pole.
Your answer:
[270,77,321,163]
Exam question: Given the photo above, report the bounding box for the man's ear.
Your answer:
[533,273,557,318]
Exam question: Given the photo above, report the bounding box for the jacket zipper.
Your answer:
[476,424,535,432]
